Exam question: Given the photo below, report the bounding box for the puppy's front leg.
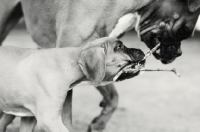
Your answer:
[62,90,73,131]
[35,84,71,132]
[109,13,137,38]
[19,117,36,132]
[37,116,69,132]
[36,98,70,132]
[0,113,15,132]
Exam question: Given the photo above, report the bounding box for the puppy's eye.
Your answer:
[115,41,123,50]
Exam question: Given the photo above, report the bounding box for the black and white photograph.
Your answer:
[0,0,200,132]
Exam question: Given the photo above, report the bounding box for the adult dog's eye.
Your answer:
[176,26,191,40]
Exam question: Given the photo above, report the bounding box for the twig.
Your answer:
[113,70,124,81]
[140,68,181,77]
[113,40,181,81]
[141,43,160,62]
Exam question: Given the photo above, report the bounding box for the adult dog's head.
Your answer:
[78,37,145,86]
[136,0,200,64]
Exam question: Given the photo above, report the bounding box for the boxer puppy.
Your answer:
[0,37,145,132]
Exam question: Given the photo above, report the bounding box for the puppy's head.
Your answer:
[78,37,145,87]
[136,0,200,64]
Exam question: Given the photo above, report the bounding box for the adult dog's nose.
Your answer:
[167,46,176,53]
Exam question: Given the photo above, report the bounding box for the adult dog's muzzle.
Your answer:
[136,0,200,64]
[141,31,182,64]
[158,40,182,64]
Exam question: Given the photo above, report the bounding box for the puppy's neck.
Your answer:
[69,78,115,89]
[69,77,88,89]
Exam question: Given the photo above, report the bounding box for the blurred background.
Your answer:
[5,19,200,132]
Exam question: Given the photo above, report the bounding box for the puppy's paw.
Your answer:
[99,100,107,107]
[88,117,106,132]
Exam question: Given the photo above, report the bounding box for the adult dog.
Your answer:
[0,37,145,132]
[0,0,199,132]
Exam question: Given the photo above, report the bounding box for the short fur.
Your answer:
[0,37,145,132]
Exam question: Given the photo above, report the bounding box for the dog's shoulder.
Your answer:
[0,46,35,61]
[0,46,33,55]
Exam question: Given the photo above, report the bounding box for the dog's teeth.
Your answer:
[156,49,160,54]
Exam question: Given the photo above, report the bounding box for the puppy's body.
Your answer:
[0,38,145,132]
[0,47,83,117]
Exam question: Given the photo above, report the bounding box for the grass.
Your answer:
[3,29,200,132]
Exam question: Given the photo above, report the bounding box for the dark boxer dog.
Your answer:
[0,0,199,132]
[137,0,200,64]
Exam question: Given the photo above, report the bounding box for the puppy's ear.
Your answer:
[187,0,200,12]
[78,44,106,87]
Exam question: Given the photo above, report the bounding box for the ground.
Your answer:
[3,26,200,132]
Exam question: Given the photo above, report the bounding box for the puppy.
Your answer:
[0,37,145,132]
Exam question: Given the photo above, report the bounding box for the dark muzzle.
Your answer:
[159,40,182,64]
[115,47,146,81]
[125,48,145,62]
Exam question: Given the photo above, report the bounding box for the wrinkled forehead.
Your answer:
[139,0,199,38]
[145,1,195,21]
[158,0,187,15]
[158,0,199,23]
[160,1,199,39]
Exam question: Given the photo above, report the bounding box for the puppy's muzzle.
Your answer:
[125,48,145,62]
[115,48,146,81]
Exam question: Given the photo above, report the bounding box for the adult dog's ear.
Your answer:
[78,44,106,87]
[187,0,200,12]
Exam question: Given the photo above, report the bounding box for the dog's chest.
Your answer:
[3,110,33,117]
[0,90,35,117]
[0,101,34,117]
[0,97,34,116]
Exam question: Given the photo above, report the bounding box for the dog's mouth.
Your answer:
[113,41,162,82]
[113,61,145,82]
[142,35,182,64]
[152,38,182,64]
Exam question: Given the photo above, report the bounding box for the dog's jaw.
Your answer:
[136,0,200,64]
[112,60,145,82]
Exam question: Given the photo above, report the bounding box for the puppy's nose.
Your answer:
[127,48,145,61]
[176,48,182,57]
